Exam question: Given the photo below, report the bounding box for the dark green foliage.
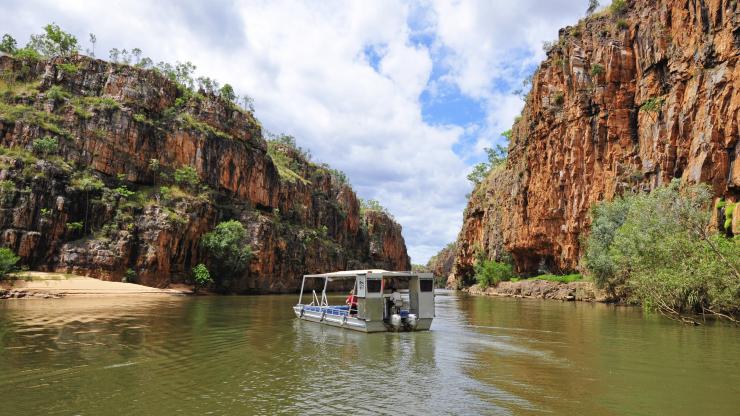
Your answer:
[587,0,600,15]
[133,113,154,126]
[583,180,740,323]
[590,63,605,76]
[553,91,565,106]
[0,34,17,54]
[640,97,665,113]
[616,19,629,30]
[66,221,83,232]
[122,268,137,283]
[57,63,78,75]
[0,247,19,279]
[46,85,70,101]
[13,47,42,61]
[31,136,58,158]
[609,0,628,15]
[192,263,212,293]
[219,84,236,102]
[474,258,514,288]
[173,166,200,189]
[201,220,253,280]
[114,185,136,200]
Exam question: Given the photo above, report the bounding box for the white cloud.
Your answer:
[0,0,585,263]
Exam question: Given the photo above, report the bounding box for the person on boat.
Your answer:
[345,288,358,315]
[389,286,403,314]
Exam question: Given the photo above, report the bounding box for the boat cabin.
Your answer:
[293,270,435,332]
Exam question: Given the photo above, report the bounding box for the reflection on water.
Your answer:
[0,291,738,415]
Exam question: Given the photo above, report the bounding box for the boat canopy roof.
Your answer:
[302,269,422,280]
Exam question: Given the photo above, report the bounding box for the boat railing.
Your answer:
[310,290,319,306]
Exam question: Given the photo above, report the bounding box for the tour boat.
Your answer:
[293,270,435,332]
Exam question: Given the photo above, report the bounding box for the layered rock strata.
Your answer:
[451,0,740,285]
[0,54,410,293]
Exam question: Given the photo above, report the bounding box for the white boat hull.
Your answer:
[293,306,432,333]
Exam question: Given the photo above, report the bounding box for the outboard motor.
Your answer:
[406,313,418,330]
[390,313,402,329]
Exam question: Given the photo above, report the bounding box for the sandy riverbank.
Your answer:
[463,279,616,303]
[1,272,192,299]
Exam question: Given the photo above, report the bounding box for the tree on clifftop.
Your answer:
[27,23,78,57]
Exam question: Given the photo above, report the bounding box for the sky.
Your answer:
[1,0,587,263]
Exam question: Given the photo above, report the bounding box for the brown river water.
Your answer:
[0,290,738,415]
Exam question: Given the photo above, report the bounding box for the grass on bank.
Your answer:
[511,273,584,283]
[474,257,584,288]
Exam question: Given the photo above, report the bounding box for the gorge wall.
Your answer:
[450,0,740,286]
[0,54,410,293]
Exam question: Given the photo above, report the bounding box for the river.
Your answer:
[0,291,738,415]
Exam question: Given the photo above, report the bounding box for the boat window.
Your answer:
[420,279,433,292]
[367,279,382,293]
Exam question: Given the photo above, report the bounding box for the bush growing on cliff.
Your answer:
[466,141,509,187]
[201,220,253,283]
[583,180,740,323]
[474,258,514,288]
[174,166,200,189]
[590,64,605,76]
[0,247,19,280]
[31,136,58,158]
[192,263,213,294]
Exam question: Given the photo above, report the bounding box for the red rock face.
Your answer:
[0,55,410,293]
[451,0,740,283]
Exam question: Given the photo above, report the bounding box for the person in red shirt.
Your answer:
[345,288,358,315]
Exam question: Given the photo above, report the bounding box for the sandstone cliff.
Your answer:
[0,54,410,293]
[450,0,740,286]
[425,242,456,281]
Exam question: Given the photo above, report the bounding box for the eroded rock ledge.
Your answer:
[465,280,614,303]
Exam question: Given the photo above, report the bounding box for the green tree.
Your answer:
[0,34,17,54]
[31,136,58,158]
[174,165,199,189]
[587,0,600,15]
[27,23,79,57]
[219,84,236,102]
[583,180,740,323]
[0,247,19,280]
[72,172,104,234]
[474,258,514,288]
[192,263,213,294]
[201,220,253,281]
[467,162,489,186]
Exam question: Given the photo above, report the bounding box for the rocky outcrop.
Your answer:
[0,54,409,293]
[451,0,740,284]
[426,242,456,283]
[465,280,612,302]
